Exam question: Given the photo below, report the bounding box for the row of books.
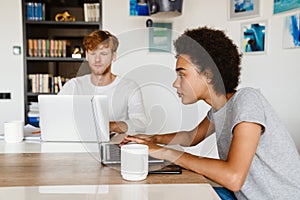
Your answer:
[27,39,69,58]
[84,3,100,22]
[28,74,68,94]
[26,2,100,22]
[26,2,45,21]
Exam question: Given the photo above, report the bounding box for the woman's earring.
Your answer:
[204,72,212,83]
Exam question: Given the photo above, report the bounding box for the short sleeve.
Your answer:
[231,89,266,133]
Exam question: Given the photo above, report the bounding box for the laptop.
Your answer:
[38,95,109,142]
[38,94,166,166]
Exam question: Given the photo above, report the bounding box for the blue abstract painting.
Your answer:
[274,0,300,14]
[130,0,149,16]
[283,13,300,48]
[242,22,266,53]
[229,0,259,20]
[234,0,254,13]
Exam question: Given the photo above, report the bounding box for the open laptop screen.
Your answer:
[38,95,109,142]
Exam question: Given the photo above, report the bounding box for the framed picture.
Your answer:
[241,21,268,54]
[229,0,260,20]
[149,23,172,53]
[274,0,300,14]
[130,0,149,16]
[283,13,300,48]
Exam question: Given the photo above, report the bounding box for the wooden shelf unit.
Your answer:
[22,0,102,125]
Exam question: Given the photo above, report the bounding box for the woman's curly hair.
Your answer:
[174,27,242,94]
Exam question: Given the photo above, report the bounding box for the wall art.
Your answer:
[283,13,300,48]
[229,0,260,20]
[241,21,268,54]
[274,0,300,14]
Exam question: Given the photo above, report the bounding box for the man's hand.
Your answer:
[109,121,128,134]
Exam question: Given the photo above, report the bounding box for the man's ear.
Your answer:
[85,50,89,61]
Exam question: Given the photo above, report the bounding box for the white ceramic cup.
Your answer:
[4,121,24,143]
[121,144,148,181]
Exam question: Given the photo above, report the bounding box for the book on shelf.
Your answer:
[37,39,42,57]
[41,39,46,57]
[46,40,50,57]
[50,39,54,57]
[33,39,37,57]
[84,3,100,22]
[28,74,69,94]
[26,2,45,21]
[27,39,33,57]
[27,39,69,58]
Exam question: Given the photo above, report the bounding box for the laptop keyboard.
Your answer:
[105,143,121,161]
[101,143,164,164]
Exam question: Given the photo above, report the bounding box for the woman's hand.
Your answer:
[120,135,165,160]
[119,134,155,145]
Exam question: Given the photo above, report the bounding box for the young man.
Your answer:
[59,30,148,135]
[121,27,300,199]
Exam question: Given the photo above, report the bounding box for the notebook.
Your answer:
[38,95,109,142]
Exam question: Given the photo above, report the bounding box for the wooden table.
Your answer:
[0,153,208,187]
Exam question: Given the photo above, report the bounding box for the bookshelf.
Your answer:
[22,0,102,126]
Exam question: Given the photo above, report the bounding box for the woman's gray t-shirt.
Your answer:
[207,87,300,200]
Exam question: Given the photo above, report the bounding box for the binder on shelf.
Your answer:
[26,2,34,20]
[84,3,100,22]
[36,3,42,20]
[26,2,45,21]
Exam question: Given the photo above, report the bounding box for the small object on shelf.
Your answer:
[55,10,75,22]
[146,18,153,27]
[72,46,83,58]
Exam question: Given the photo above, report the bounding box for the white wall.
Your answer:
[103,0,300,152]
[0,1,24,134]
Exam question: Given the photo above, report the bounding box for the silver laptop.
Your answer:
[38,95,109,142]
[38,94,163,165]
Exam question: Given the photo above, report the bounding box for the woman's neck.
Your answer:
[206,90,235,111]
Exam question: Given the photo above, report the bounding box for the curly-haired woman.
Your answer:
[121,27,300,200]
